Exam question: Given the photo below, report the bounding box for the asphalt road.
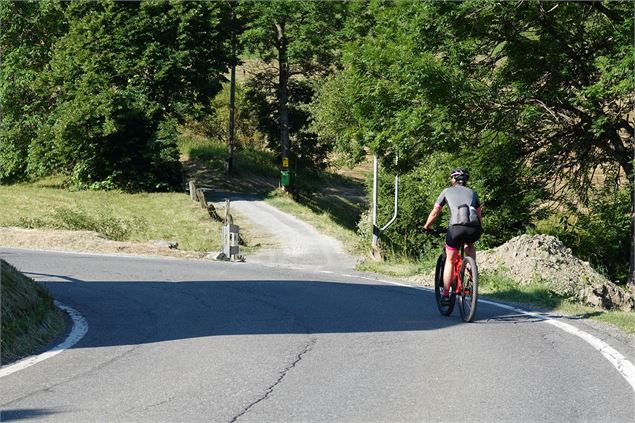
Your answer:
[1,248,634,423]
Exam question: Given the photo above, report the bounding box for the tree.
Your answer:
[1,1,232,190]
[311,1,632,278]
[238,0,347,179]
[0,0,65,182]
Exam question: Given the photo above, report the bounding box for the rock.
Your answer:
[150,240,178,249]
[207,251,227,261]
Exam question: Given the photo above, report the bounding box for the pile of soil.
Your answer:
[478,234,634,311]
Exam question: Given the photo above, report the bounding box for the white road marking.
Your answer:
[0,301,88,378]
[375,277,635,392]
[2,248,633,391]
[479,298,635,392]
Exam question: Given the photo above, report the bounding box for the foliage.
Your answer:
[310,0,632,273]
[189,83,265,148]
[369,142,542,260]
[179,132,278,179]
[312,1,634,184]
[239,0,348,171]
[0,1,231,190]
[0,0,65,182]
[537,185,631,284]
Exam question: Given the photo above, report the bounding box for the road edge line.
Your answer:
[478,298,635,392]
[374,277,635,392]
[0,301,88,378]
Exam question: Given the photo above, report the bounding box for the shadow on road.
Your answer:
[0,408,58,422]
[16,272,513,350]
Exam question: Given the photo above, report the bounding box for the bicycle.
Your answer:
[425,228,479,322]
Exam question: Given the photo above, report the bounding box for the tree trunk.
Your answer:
[276,20,291,185]
[629,182,635,293]
[226,9,237,175]
[608,129,633,179]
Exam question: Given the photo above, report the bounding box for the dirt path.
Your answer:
[205,192,357,271]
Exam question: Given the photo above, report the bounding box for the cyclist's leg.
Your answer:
[443,246,457,294]
[465,243,476,261]
[443,226,462,293]
[463,225,481,261]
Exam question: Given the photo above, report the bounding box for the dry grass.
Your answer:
[0,184,221,253]
[1,259,66,364]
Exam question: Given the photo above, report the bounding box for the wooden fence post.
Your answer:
[189,180,196,201]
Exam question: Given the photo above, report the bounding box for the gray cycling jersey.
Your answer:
[435,185,481,226]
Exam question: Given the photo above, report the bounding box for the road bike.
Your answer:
[425,228,479,322]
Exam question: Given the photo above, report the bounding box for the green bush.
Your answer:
[538,185,631,284]
[28,89,183,192]
[373,143,542,260]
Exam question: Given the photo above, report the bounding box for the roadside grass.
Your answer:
[356,251,438,277]
[1,259,66,364]
[0,183,220,252]
[264,190,363,255]
[479,270,635,334]
[292,170,366,231]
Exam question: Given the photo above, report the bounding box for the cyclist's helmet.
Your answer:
[450,168,469,184]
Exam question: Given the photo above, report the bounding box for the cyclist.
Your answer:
[423,168,482,304]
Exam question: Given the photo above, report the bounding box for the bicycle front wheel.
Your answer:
[458,256,478,322]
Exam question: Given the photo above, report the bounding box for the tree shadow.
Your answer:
[22,270,549,354]
[18,272,524,351]
[293,171,367,231]
[0,408,58,422]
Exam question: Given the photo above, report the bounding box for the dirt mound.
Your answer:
[479,234,634,311]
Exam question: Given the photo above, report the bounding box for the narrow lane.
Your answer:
[203,191,357,271]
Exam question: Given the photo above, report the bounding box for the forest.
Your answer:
[1,1,633,287]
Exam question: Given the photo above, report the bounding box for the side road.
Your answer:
[204,191,358,272]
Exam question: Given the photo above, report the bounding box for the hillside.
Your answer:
[1,259,66,364]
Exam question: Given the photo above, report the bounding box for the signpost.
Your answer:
[371,154,399,260]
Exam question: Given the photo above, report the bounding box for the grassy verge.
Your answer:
[264,190,363,255]
[479,270,635,334]
[0,182,220,252]
[1,259,66,364]
[356,255,435,277]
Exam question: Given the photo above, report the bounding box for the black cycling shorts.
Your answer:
[446,224,481,250]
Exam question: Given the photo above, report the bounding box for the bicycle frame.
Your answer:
[429,228,479,322]
[447,245,464,295]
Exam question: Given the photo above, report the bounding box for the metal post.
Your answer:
[372,154,379,250]
[371,154,399,259]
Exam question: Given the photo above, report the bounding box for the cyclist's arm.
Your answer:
[423,203,442,230]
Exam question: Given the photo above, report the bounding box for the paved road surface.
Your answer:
[1,247,634,422]
[2,196,634,421]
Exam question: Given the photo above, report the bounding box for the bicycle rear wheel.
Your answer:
[458,256,478,322]
[434,253,455,316]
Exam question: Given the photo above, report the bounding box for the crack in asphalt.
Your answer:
[229,337,317,423]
